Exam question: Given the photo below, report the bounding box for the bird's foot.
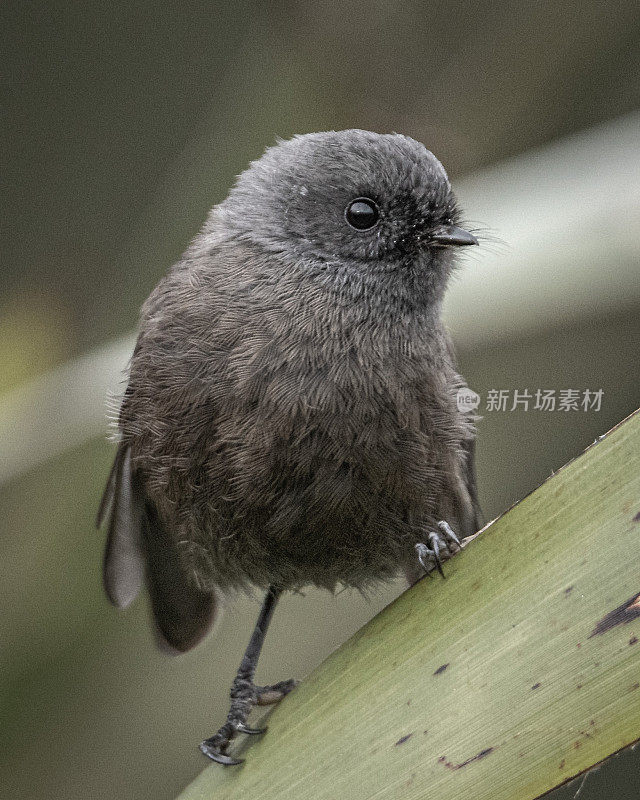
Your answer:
[255,678,299,706]
[200,677,298,765]
[415,521,461,578]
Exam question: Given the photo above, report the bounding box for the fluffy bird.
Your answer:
[97,130,481,764]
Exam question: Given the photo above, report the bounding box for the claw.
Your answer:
[201,676,296,764]
[415,542,429,571]
[427,531,445,578]
[437,520,461,548]
[415,542,438,576]
[199,740,244,766]
[235,721,267,735]
[415,537,445,579]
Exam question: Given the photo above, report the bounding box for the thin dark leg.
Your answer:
[200,585,297,765]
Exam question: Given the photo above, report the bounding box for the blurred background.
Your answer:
[2,2,640,799]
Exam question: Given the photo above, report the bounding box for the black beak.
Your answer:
[430,225,478,247]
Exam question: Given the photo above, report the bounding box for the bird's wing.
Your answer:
[97,443,218,653]
[442,330,483,539]
[456,434,483,538]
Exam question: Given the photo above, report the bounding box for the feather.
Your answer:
[99,446,217,651]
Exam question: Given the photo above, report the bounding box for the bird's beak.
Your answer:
[430,225,479,247]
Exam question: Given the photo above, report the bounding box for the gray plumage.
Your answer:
[99,129,481,656]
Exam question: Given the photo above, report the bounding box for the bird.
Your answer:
[97,129,482,765]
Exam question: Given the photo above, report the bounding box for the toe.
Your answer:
[257,679,299,705]
[414,542,432,571]
[427,532,445,577]
[199,740,244,766]
[235,721,267,735]
[437,520,461,548]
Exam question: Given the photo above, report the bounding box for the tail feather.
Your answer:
[98,445,217,652]
[142,499,218,653]
[102,447,145,608]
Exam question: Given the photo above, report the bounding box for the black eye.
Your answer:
[345,198,379,230]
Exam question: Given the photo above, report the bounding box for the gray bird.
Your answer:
[97,130,481,765]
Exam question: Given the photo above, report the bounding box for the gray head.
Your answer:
[216,130,477,306]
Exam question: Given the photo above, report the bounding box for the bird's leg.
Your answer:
[415,520,462,578]
[200,585,298,765]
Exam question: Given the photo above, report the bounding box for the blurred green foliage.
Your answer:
[4,0,640,359]
[2,2,640,799]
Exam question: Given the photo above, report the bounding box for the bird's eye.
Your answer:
[345,198,379,230]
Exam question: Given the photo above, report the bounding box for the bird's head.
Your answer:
[219,130,477,307]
